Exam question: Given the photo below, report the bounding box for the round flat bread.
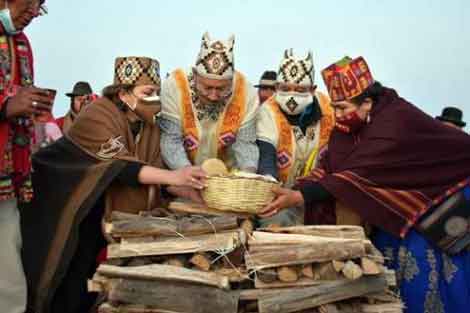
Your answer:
[201,158,229,176]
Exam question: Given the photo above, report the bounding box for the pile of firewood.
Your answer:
[88,202,403,313]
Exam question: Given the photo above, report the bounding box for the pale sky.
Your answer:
[26,0,470,129]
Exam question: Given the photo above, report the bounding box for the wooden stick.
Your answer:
[300,264,314,279]
[169,201,251,218]
[96,264,230,289]
[245,241,365,270]
[361,257,381,275]
[257,275,388,313]
[109,215,238,238]
[108,230,243,259]
[257,225,366,240]
[99,302,180,313]
[332,260,346,272]
[108,279,239,313]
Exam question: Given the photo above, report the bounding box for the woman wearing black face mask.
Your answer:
[258,56,470,313]
[22,56,207,313]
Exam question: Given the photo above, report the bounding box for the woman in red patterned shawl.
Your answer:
[259,56,470,313]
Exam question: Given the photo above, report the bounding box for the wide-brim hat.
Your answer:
[436,107,466,127]
[65,81,93,97]
[254,70,277,88]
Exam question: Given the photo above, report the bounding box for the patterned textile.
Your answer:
[114,56,160,87]
[277,49,314,86]
[321,56,374,102]
[194,32,234,80]
[0,34,34,203]
[373,228,470,313]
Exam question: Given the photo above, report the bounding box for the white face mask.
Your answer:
[0,5,21,35]
[275,91,313,115]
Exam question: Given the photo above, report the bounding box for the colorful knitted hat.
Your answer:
[194,32,235,80]
[321,56,374,102]
[277,49,315,86]
[114,56,161,87]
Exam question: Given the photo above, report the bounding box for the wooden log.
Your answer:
[254,277,341,289]
[300,264,314,279]
[257,275,388,313]
[162,256,187,268]
[257,225,366,240]
[360,303,404,313]
[256,268,278,283]
[168,201,251,218]
[108,279,239,313]
[190,253,212,271]
[342,261,363,280]
[240,219,255,237]
[361,257,381,275]
[108,230,243,259]
[245,240,365,271]
[332,260,346,272]
[313,262,341,281]
[214,268,250,283]
[239,288,306,301]
[109,215,239,238]
[99,302,181,313]
[277,266,299,283]
[96,264,229,289]
[249,231,365,247]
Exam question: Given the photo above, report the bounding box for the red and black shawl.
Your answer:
[298,87,470,237]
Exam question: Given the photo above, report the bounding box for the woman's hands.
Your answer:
[258,186,305,218]
[169,165,207,189]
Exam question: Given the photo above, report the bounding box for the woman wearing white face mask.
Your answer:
[22,56,208,313]
[256,49,335,227]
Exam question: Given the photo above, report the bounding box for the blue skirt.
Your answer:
[372,229,470,313]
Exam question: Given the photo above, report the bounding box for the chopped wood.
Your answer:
[361,257,382,275]
[108,279,239,313]
[108,215,239,238]
[190,253,212,271]
[96,264,229,289]
[314,262,341,281]
[162,256,187,268]
[360,303,404,313]
[254,277,338,289]
[240,219,255,237]
[245,240,365,270]
[332,260,346,272]
[249,231,365,246]
[213,268,250,283]
[300,264,314,279]
[239,287,307,301]
[109,211,141,221]
[342,261,363,280]
[257,225,366,240]
[99,302,181,313]
[126,257,154,267]
[257,275,388,313]
[277,266,299,283]
[256,268,278,283]
[108,230,243,259]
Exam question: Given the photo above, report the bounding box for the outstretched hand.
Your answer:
[258,186,304,218]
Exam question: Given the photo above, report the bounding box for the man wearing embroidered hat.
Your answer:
[259,56,470,313]
[0,1,48,313]
[22,56,207,313]
[256,49,335,226]
[255,70,277,104]
[160,32,259,172]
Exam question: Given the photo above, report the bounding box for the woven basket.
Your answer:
[202,175,279,214]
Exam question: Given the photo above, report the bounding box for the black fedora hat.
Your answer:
[254,70,277,88]
[65,81,93,97]
[436,107,466,128]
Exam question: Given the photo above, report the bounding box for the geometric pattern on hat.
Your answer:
[194,32,235,80]
[114,56,161,87]
[277,49,315,86]
[321,56,374,102]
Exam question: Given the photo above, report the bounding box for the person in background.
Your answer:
[436,106,466,131]
[259,56,470,313]
[56,81,93,133]
[159,32,259,172]
[0,1,48,313]
[254,70,277,104]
